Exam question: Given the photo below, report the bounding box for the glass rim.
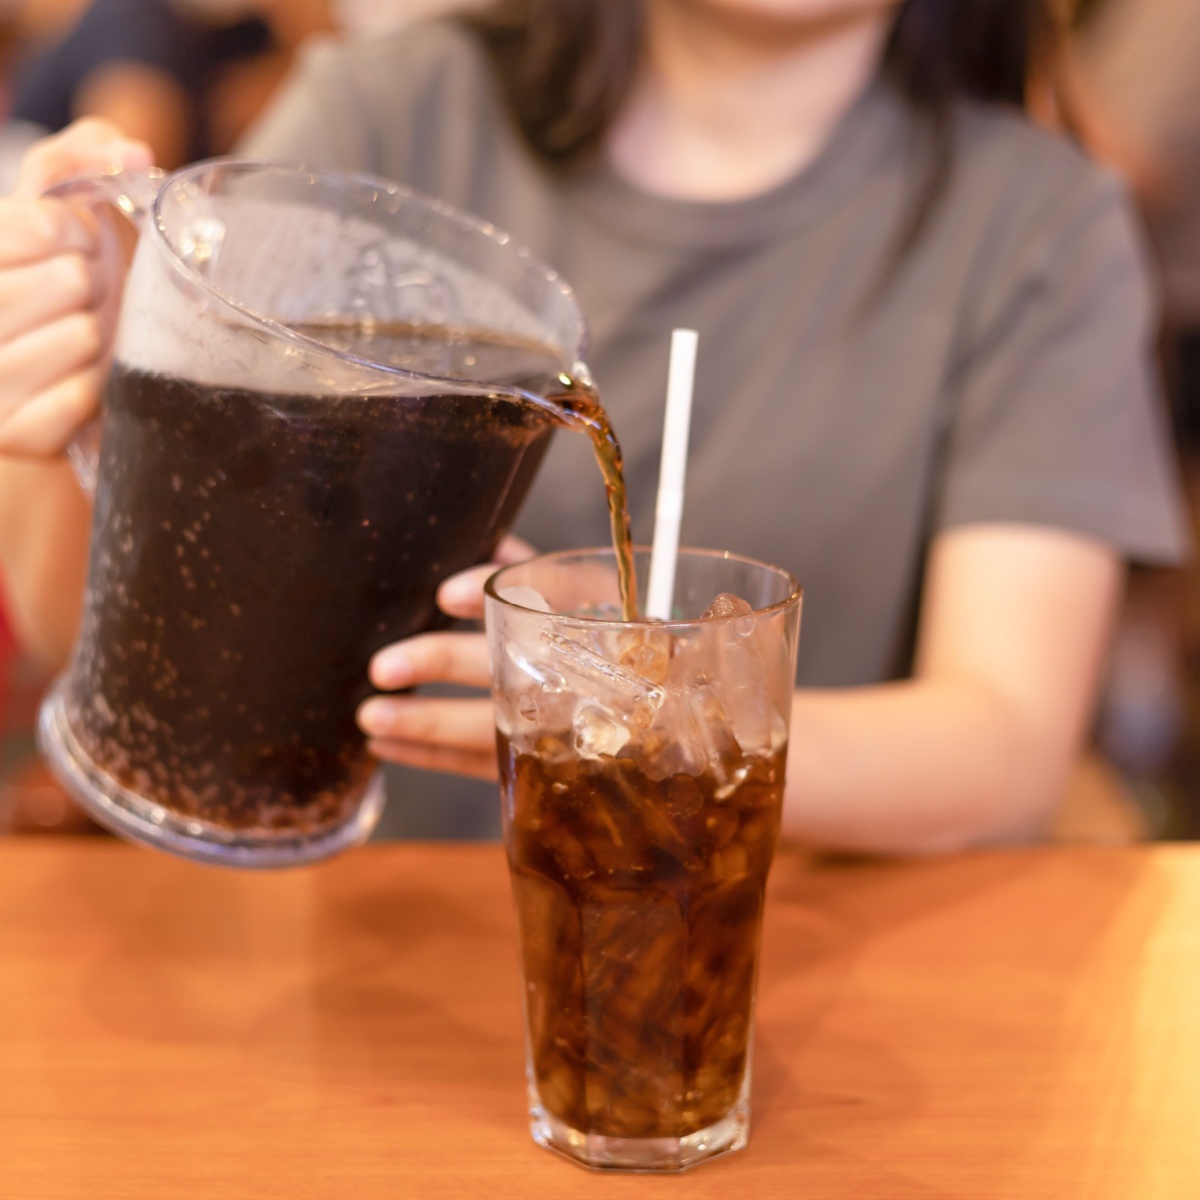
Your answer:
[148,159,589,391]
[484,545,803,627]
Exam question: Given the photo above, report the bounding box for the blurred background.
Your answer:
[0,0,1197,842]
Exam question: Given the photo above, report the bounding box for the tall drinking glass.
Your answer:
[485,547,802,1171]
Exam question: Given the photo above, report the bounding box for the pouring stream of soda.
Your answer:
[542,329,697,623]
[292,319,641,622]
[542,373,639,622]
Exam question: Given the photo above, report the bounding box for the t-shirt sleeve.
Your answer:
[932,170,1190,564]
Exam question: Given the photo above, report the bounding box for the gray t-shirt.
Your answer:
[240,21,1189,836]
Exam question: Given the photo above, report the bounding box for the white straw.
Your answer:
[646,328,699,620]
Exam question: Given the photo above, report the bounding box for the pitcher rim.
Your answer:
[149,158,591,390]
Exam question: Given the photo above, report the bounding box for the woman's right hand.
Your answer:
[0,118,153,458]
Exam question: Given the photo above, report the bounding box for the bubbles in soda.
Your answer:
[67,324,565,833]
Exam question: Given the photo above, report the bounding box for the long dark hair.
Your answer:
[463,0,1064,168]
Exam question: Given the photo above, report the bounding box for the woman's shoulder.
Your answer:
[238,18,504,176]
[897,91,1152,332]
[945,96,1131,234]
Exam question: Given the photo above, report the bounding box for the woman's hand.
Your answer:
[0,118,153,458]
[357,536,536,780]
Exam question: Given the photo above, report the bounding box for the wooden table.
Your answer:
[1,840,1198,1198]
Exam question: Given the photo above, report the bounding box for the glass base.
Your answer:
[528,1078,750,1172]
[37,678,384,869]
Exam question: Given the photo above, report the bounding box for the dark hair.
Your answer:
[464,0,1063,168]
[462,0,642,166]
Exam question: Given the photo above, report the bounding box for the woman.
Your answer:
[0,0,1186,852]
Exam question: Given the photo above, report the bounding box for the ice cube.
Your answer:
[498,639,575,741]
[717,630,773,754]
[702,592,754,621]
[533,733,574,764]
[632,684,703,781]
[664,627,712,692]
[544,632,665,721]
[631,680,747,791]
[497,585,553,613]
[573,702,631,759]
[507,682,579,745]
[505,641,566,693]
[694,600,780,755]
[688,685,749,799]
[617,629,671,685]
[769,705,789,752]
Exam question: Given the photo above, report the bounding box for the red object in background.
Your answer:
[0,592,14,728]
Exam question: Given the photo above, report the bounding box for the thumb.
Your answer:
[494,533,537,565]
[437,536,540,618]
[16,118,155,199]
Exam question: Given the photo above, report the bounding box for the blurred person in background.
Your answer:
[6,0,337,171]
[0,0,88,78]
[0,0,87,189]
[1074,0,1200,371]
[0,0,1187,854]
[1067,0,1200,835]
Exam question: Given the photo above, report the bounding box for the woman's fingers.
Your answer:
[0,119,154,459]
[15,117,153,198]
[0,199,97,267]
[495,533,537,564]
[0,252,108,344]
[436,562,499,620]
[369,630,491,691]
[0,312,104,417]
[361,630,496,758]
[366,737,499,781]
[358,693,497,754]
[0,296,109,458]
[435,535,538,620]
[359,545,539,777]
[0,366,106,458]
[0,120,155,459]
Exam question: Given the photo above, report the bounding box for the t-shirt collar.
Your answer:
[564,75,908,252]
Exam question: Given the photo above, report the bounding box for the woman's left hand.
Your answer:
[355,535,534,779]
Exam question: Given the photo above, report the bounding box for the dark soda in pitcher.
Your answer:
[64,324,563,834]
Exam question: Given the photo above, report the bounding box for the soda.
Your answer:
[500,734,785,1139]
[64,326,562,833]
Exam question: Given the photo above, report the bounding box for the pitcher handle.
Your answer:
[42,168,166,495]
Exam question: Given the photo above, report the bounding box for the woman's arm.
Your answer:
[0,120,152,666]
[360,523,1123,855]
[0,459,91,670]
[782,523,1123,854]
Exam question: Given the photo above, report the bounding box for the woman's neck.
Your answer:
[609,2,893,201]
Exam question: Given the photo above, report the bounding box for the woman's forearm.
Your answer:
[781,525,1125,856]
[781,677,1076,855]
[0,458,91,670]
